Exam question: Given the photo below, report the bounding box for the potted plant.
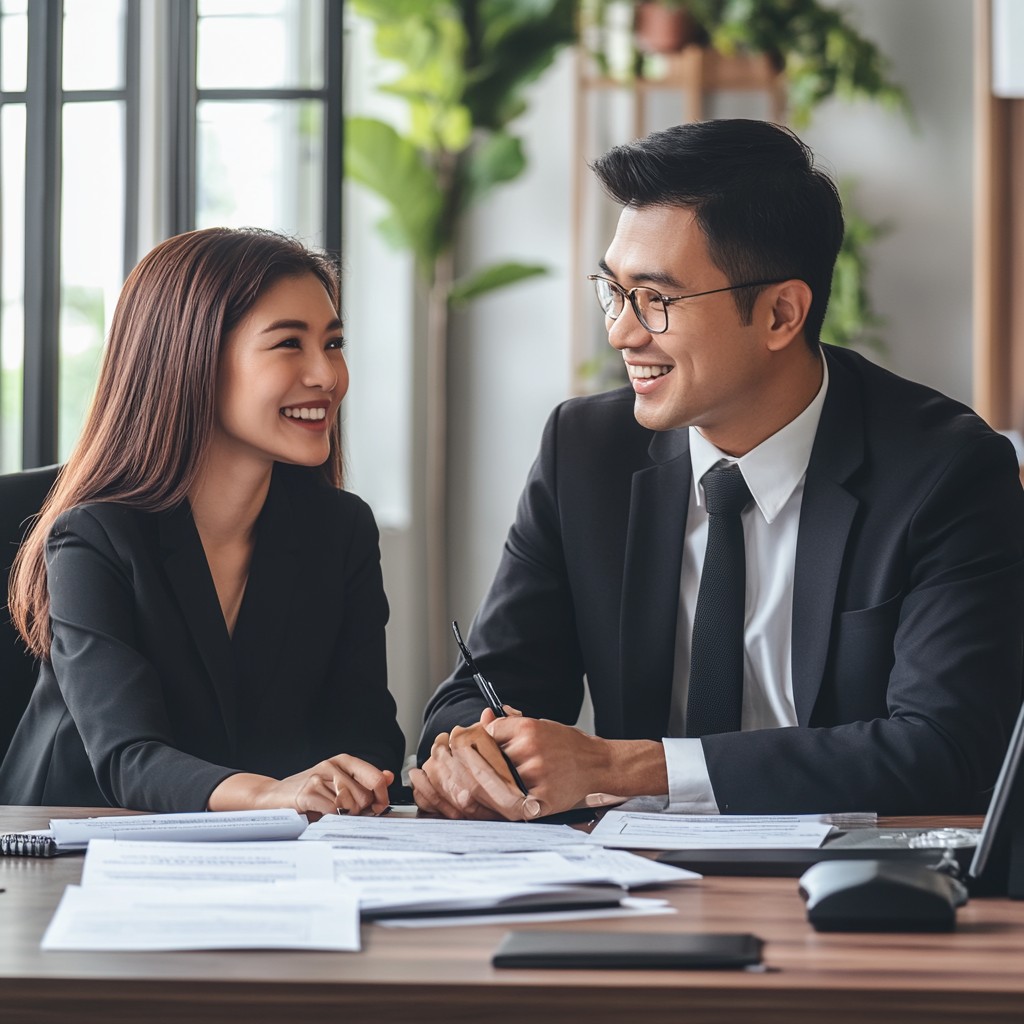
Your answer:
[345,0,576,681]
[633,1,705,54]
[648,0,909,125]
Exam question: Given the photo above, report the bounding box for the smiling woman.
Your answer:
[211,272,348,479]
[0,227,405,815]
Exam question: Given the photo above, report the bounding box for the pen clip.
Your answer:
[474,673,507,718]
[450,620,479,675]
[451,620,507,718]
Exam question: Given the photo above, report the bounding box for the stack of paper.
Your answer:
[298,814,585,853]
[48,809,307,850]
[41,826,700,948]
[586,812,834,850]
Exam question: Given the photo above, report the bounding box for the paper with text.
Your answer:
[553,845,701,884]
[41,880,360,951]
[587,812,833,850]
[79,839,335,887]
[49,809,306,849]
[300,815,581,853]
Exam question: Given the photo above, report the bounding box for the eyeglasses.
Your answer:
[587,274,786,334]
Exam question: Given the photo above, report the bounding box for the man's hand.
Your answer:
[410,710,532,819]
[411,709,611,820]
[412,708,670,820]
[486,716,610,817]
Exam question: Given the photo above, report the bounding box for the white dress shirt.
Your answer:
[661,358,829,811]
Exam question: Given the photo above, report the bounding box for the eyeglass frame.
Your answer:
[587,274,787,334]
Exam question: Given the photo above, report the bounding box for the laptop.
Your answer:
[657,701,1024,896]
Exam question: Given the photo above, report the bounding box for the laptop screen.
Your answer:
[968,700,1024,879]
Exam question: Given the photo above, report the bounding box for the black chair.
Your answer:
[0,465,61,760]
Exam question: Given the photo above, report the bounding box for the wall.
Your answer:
[801,0,975,405]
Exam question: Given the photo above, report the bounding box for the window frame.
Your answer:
[9,0,343,470]
[166,0,342,254]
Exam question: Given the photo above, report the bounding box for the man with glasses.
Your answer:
[412,118,1024,820]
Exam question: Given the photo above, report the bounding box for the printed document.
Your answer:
[587,811,833,850]
[79,839,335,887]
[41,880,360,952]
[300,815,582,853]
[49,809,306,849]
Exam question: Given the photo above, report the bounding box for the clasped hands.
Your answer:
[410,707,609,821]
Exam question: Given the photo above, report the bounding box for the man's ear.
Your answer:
[763,280,812,352]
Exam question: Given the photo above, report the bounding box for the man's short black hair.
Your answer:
[591,119,844,350]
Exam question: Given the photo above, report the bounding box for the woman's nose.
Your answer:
[304,350,339,391]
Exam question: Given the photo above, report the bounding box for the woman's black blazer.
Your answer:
[0,463,405,810]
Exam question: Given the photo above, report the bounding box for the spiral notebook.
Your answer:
[1,809,308,857]
[0,828,62,857]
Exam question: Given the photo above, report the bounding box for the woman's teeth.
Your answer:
[282,407,327,420]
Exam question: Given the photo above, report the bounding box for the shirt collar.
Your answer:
[689,355,829,524]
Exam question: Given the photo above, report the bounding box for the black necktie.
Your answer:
[686,464,752,737]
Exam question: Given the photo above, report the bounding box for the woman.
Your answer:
[1,227,405,815]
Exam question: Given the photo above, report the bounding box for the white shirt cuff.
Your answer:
[662,738,720,813]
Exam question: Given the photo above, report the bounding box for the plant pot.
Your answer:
[633,3,703,55]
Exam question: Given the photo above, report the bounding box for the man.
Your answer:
[411,119,1024,820]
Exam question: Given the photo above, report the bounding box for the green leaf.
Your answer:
[448,261,547,306]
[464,0,577,129]
[351,0,451,22]
[344,116,444,274]
[460,132,526,210]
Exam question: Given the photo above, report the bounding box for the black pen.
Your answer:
[450,620,530,796]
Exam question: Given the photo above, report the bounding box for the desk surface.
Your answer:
[1,807,1020,1024]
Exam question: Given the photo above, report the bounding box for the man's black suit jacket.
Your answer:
[0,463,405,811]
[421,347,1024,814]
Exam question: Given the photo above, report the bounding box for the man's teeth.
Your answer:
[627,365,672,379]
[282,407,327,420]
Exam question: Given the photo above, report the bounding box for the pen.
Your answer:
[451,620,507,718]
[450,620,530,796]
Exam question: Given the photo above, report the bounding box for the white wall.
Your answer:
[447,51,578,627]
[801,0,975,404]
[348,1,978,752]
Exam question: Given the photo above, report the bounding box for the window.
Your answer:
[1,0,341,471]
[195,0,339,246]
[0,0,28,470]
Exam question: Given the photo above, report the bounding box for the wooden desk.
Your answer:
[1,807,1022,1024]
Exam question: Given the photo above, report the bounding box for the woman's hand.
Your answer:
[208,756,393,819]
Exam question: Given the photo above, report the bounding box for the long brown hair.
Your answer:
[10,227,343,658]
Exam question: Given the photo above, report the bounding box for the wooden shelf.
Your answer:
[579,45,785,129]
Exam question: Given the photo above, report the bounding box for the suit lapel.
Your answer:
[619,428,691,739]
[158,502,238,748]
[791,349,864,725]
[231,468,301,696]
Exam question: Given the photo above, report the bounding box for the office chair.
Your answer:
[0,465,60,760]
